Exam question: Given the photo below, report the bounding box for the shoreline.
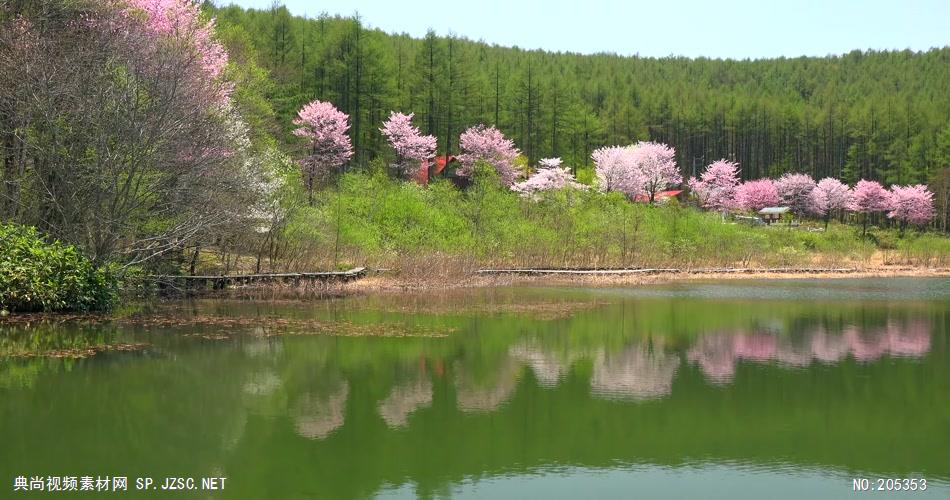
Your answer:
[344,267,950,293]
[3,268,949,316]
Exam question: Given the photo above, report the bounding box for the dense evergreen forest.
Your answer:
[214,3,950,186]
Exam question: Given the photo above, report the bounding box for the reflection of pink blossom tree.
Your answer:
[884,320,931,356]
[687,334,737,385]
[688,320,931,384]
[732,333,777,361]
[843,326,889,362]
[590,343,680,400]
[293,381,350,440]
[454,356,521,413]
[509,343,574,387]
[775,338,812,367]
[377,376,433,428]
[809,327,851,363]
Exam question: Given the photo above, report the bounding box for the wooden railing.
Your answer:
[149,267,367,290]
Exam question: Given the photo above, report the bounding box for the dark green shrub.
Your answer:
[0,224,118,313]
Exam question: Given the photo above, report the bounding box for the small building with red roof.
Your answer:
[632,190,684,204]
[414,155,457,185]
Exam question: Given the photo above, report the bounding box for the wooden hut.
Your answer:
[758,207,790,225]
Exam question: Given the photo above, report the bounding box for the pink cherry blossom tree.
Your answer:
[0,0,259,263]
[888,184,935,234]
[592,145,642,198]
[126,0,232,105]
[293,100,354,204]
[848,179,894,235]
[457,125,521,186]
[631,141,681,203]
[809,178,851,229]
[775,173,817,219]
[688,159,740,212]
[380,111,437,179]
[511,157,584,198]
[733,179,780,212]
[538,157,563,169]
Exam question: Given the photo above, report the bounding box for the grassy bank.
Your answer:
[226,171,949,280]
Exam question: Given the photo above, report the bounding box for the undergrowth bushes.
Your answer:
[0,224,118,313]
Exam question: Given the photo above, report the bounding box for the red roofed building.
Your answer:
[633,189,684,203]
[414,155,457,185]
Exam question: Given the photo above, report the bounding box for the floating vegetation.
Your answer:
[260,321,454,339]
[0,313,111,327]
[1,310,455,358]
[6,342,150,359]
[123,315,456,339]
[182,332,232,340]
[359,299,610,321]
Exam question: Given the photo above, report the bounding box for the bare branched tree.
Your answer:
[0,0,262,266]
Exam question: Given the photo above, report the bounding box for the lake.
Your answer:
[1,278,948,499]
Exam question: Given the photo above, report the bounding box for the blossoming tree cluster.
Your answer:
[511,158,585,197]
[688,159,740,211]
[293,100,354,204]
[379,111,437,179]
[592,142,680,202]
[457,125,521,186]
[688,162,935,233]
[290,99,935,235]
[0,0,264,263]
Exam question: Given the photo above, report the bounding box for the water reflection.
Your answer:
[242,370,281,396]
[293,380,350,440]
[454,357,522,413]
[590,342,679,401]
[378,376,433,428]
[2,284,948,500]
[688,320,931,384]
[509,343,577,387]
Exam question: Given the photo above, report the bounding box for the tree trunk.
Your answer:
[189,242,201,276]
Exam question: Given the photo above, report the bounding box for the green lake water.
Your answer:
[1,278,948,499]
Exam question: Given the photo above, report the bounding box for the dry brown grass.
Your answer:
[344,266,950,291]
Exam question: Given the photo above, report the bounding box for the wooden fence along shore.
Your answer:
[474,267,860,276]
[151,267,368,290]
[148,266,945,291]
